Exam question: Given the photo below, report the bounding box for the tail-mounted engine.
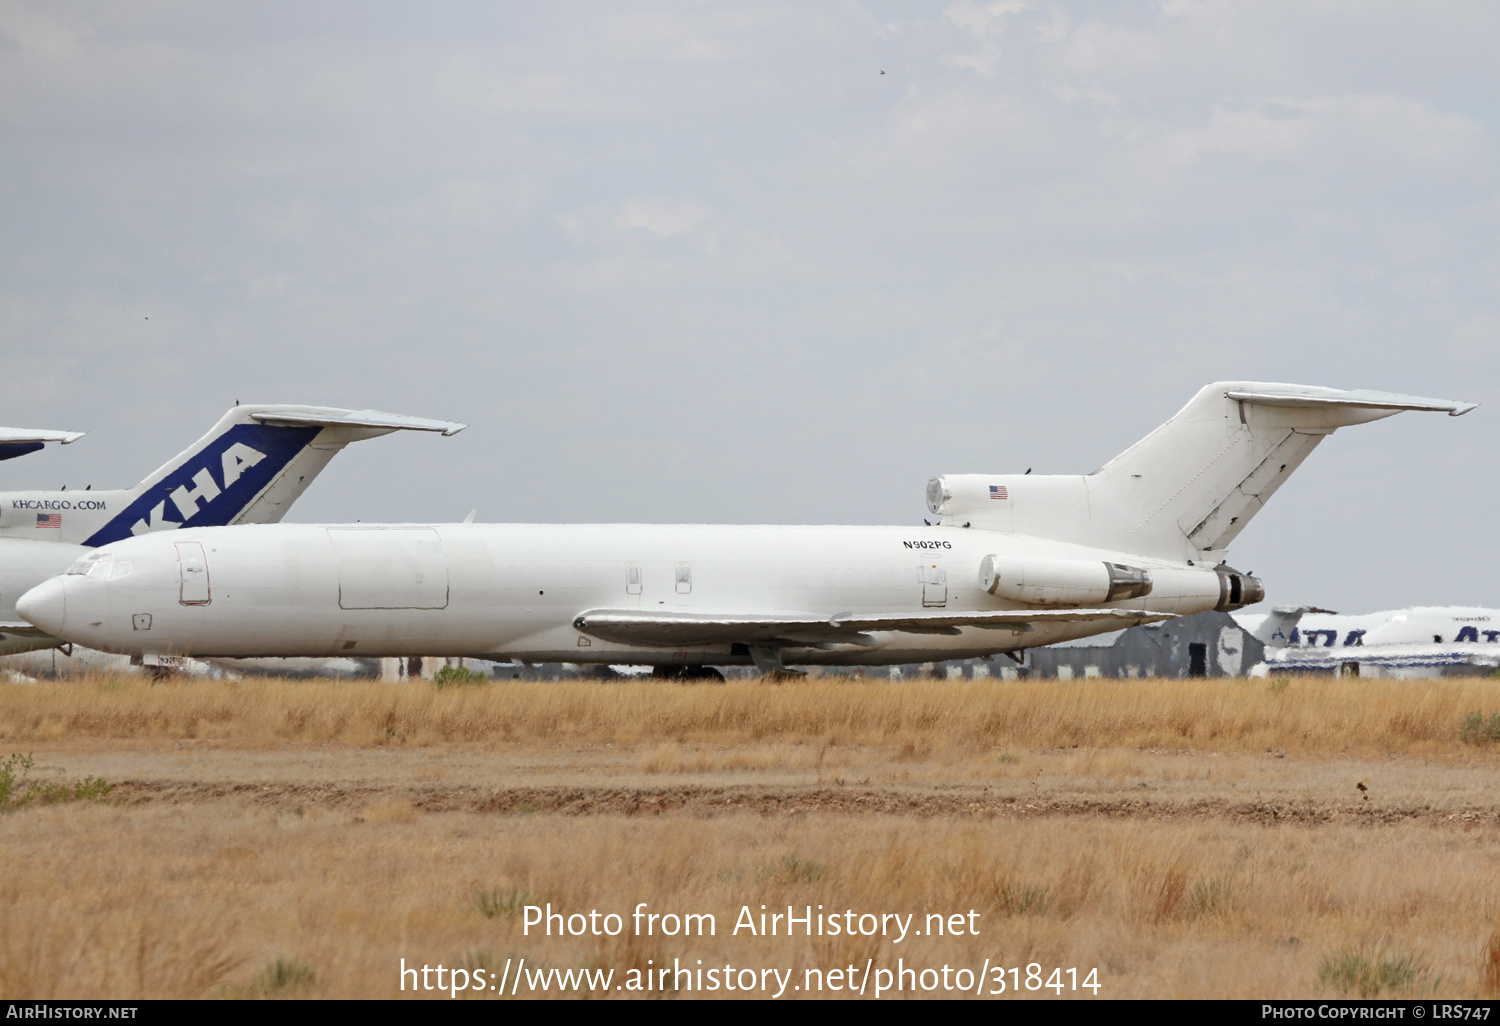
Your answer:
[979,554,1153,607]
[1104,562,1153,601]
[1214,564,1264,611]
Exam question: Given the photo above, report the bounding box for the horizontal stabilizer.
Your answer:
[573,608,1173,647]
[0,427,85,445]
[250,408,467,436]
[0,426,85,462]
[1223,386,1477,417]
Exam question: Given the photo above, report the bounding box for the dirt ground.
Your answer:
[23,740,1500,826]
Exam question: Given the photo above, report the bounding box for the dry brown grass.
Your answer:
[1482,925,1500,997]
[3,673,1500,1000]
[1,802,1497,999]
[2,674,1499,757]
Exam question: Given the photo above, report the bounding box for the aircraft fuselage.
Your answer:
[20,522,1231,666]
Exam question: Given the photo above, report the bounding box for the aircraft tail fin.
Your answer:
[83,406,465,545]
[1250,605,1338,649]
[928,383,1473,561]
[1083,383,1474,561]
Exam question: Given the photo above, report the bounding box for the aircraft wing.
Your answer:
[0,427,85,462]
[0,621,64,657]
[249,408,467,436]
[572,608,1173,647]
[0,622,58,638]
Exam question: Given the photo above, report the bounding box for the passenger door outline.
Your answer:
[921,564,947,608]
[176,541,210,606]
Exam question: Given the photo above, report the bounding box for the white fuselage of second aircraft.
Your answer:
[18,522,1229,667]
[1237,607,1500,649]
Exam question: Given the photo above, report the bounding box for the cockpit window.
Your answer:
[92,560,131,581]
[65,554,104,575]
[65,554,131,580]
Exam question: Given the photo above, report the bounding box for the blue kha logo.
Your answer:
[85,424,320,546]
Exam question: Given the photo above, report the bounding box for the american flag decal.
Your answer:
[989,485,1008,500]
[35,513,61,528]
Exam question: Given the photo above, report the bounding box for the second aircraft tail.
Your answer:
[82,406,465,545]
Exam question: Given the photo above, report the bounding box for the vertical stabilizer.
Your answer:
[1248,606,1338,649]
[1084,384,1474,561]
[0,406,463,547]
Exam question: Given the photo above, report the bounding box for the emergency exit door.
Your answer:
[920,564,947,608]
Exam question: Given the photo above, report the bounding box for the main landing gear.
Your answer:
[651,665,726,683]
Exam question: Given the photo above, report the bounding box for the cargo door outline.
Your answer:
[176,542,210,605]
[921,564,947,608]
[328,527,449,610]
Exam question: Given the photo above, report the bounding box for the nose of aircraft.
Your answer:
[17,577,66,635]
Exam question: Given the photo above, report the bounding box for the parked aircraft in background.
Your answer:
[0,646,379,682]
[1,405,465,656]
[17,383,1474,677]
[1238,606,1500,676]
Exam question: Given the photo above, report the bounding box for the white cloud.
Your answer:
[942,0,1030,78]
[615,198,712,238]
[1448,314,1500,357]
[2,2,1498,607]
[1115,94,1491,189]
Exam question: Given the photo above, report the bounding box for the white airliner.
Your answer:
[1,405,465,656]
[15,382,1475,678]
[1238,606,1500,676]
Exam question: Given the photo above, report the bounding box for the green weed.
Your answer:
[475,886,542,920]
[1318,947,1432,997]
[1187,876,1234,918]
[996,882,1055,917]
[1459,710,1500,745]
[221,958,318,998]
[756,855,825,884]
[433,665,491,688]
[0,753,113,812]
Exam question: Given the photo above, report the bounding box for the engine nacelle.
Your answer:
[927,474,997,516]
[979,554,1153,606]
[1214,564,1264,611]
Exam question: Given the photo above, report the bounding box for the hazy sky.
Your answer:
[3,1,1497,611]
